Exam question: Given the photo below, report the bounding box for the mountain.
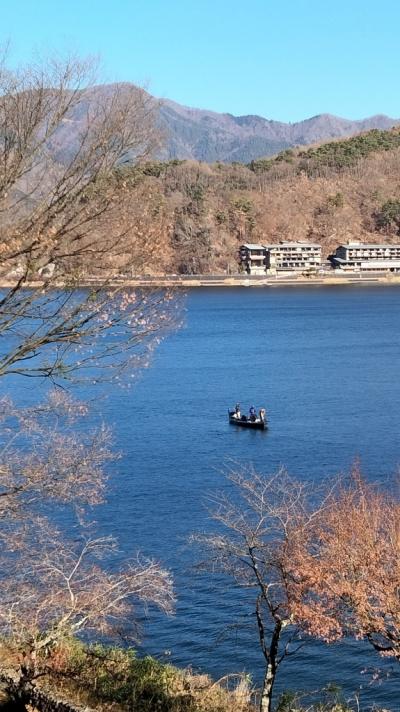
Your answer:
[27,81,400,166]
[158,99,400,162]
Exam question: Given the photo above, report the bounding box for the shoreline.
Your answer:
[2,273,400,289]
[122,273,400,288]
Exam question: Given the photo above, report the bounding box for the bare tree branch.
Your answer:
[0,51,179,383]
[193,466,320,712]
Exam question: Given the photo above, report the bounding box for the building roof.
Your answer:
[264,242,321,249]
[338,243,400,250]
[332,256,400,266]
[241,243,265,250]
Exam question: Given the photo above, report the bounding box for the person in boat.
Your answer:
[259,408,266,422]
[249,405,257,422]
[234,403,241,418]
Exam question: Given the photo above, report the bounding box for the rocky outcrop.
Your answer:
[0,671,94,712]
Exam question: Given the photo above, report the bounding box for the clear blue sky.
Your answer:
[3,0,400,122]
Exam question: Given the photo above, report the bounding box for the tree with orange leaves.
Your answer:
[288,465,400,662]
[197,464,400,710]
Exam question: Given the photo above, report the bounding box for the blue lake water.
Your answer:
[9,286,400,708]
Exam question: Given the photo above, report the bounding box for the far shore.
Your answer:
[2,272,400,289]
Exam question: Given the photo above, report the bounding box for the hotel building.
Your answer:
[331,242,400,272]
[240,241,322,274]
[264,242,321,273]
[239,244,266,275]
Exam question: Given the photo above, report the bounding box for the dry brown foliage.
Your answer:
[288,465,400,662]
[196,465,400,711]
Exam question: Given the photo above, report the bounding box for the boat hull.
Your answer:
[228,412,267,430]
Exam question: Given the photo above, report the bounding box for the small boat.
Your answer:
[228,405,268,430]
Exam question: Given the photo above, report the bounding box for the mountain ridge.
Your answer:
[44,82,400,164]
[157,96,400,162]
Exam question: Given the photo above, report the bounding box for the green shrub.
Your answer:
[375,198,400,233]
[276,684,352,712]
[275,149,295,163]
[232,197,254,214]
[215,210,227,224]
[61,641,190,711]
[247,157,274,174]
[327,192,344,209]
[298,128,400,173]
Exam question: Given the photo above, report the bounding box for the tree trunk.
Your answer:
[258,619,282,712]
[3,668,34,712]
[259,662,275,712]
[3,678,33,712]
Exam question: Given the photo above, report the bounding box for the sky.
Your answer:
[2,0,400,123]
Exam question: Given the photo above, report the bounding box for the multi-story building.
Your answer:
[240,242,322,274]
[331,242,400,272]
[239,244,266,275]
[264,242,322,273]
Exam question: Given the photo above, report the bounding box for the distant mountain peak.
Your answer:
[156,94,399,162]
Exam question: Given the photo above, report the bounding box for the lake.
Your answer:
[12,286,400,708]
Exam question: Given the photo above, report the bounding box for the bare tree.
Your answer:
[0,51,179,383]
[0,51,179,709]
[0,391,112,519]
[194,467,321,712]
[1,528,174,676]
[0,393,174,703]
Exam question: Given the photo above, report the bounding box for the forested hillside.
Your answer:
[116,128,400,275]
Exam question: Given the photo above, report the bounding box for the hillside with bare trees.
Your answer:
[112,128,400,275]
